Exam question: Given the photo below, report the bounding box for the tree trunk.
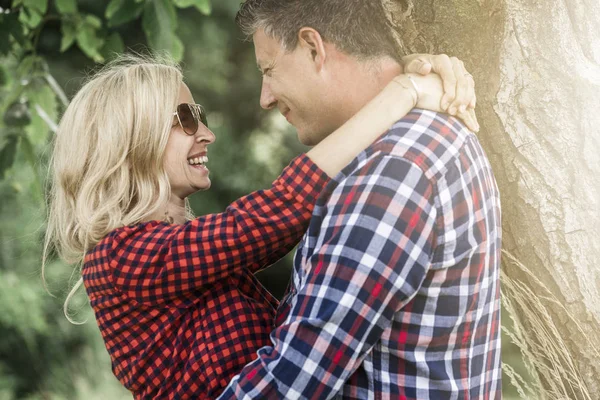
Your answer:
[384,0,600,397]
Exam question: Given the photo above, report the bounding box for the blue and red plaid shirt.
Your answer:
[219,110,502,400]
[82,155,329,399]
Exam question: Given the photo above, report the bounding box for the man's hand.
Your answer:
[403,53,479,131]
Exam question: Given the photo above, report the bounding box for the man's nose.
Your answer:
[259,81,277,110]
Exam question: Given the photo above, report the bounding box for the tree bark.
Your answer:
[384,0,600,396]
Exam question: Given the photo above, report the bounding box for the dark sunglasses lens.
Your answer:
[199,105,208,128]
[177,104,198,135]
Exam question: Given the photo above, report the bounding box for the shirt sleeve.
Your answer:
[108,154,329,307]
[218,154,438,399]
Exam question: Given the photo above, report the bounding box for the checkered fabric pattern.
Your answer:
[82,154,329,399]
[219,110,502,400]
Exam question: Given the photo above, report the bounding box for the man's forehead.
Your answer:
[253,28,283,67]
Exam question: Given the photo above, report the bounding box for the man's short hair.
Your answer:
[236,0,402,61]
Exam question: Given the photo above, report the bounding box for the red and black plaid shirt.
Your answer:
[82,155,328,399]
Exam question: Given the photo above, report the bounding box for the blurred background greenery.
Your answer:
[0,0,527,398]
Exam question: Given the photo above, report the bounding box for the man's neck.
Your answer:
[331,55,403,125]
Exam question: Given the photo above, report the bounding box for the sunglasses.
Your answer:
[173,103,208,135]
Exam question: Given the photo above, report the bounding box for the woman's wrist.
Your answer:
[387,75,419,112]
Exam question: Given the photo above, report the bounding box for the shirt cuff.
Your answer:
[275,154,329,206]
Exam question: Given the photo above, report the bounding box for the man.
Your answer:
[219,0,501,398]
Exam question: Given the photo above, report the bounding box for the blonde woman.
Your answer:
[45,54,476,398]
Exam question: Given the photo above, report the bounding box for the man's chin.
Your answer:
[297,129,325,147]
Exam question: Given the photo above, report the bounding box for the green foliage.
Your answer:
[0,133,19,178]
[174,0,211,14]
[142,0,182,61]
[55,0,77,14]
[105,0,144,28]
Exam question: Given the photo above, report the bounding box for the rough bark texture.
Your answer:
[384,0,600,396]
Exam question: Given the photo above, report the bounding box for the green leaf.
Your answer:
[142,0,183,60]
[106,0,144,27]
[105,0,123,19]
[16,55,37,78]
[55,0,77,14]
[18,7,43,29]
[26,83,56,146]
[85,14,102,29]
[171,35,183,62]
[76,21,105,62]
[0,134,19,178]
[0,65,8,87]
[173,0,211,15]
[0,13,23,55]
[20,135,43,199]
[4,12,27,46]
[100,32,125,60]
[194,0,211,15]
[172,0,192,6]
[22,0,47,13]
[59,20,76,52]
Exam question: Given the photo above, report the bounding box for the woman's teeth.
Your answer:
[188,156,208,165]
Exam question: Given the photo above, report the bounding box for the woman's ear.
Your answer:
[297,27,327,71]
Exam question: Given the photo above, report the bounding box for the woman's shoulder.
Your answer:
[85,220,173,263]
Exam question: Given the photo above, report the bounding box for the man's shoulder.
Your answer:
[373,109,475,178]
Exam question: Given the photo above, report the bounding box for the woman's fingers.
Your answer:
[430,54,457,111]
[457,108,480,132]
[448,58,471,115]
[469,86,477,110]
[403,53,478,120]
[405,54,456,110]
[402,54,432,75]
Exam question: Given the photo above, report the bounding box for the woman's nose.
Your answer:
[196,126,216,144]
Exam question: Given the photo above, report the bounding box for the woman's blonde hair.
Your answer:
[43,54,186,321]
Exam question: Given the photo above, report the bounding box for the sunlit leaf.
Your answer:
[194,0,211,15]
[55,0,77,14]
[84,14,102,29]
[22,0,47,14]
[105,0,123,19]
[173,0,211,14]
[76,21,105,62]
[18,7,43,28]
[26,83,56,146]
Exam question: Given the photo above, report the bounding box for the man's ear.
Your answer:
[297,27,327,71]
